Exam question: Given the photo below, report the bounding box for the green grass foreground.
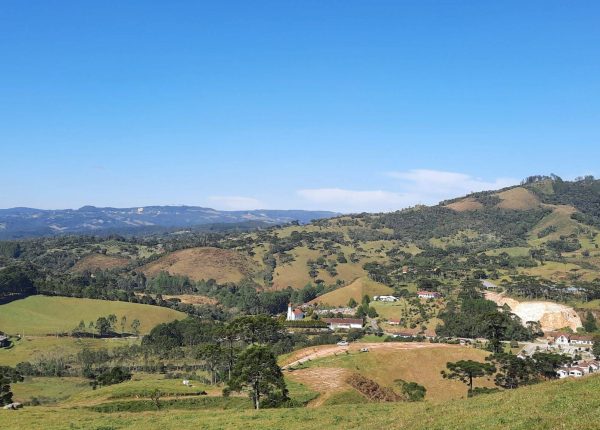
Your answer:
[2,374,600,429]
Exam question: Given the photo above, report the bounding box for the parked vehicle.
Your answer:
[337,340,349,347]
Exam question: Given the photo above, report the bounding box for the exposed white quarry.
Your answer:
[485,291,582,332]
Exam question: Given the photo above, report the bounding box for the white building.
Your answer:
[374,295,398,302]
[417,291,441,299]
[286,304,304,321]
[552,333,594,347]
[322,318,363,330]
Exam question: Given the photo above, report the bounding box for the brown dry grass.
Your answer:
[309,277,393,307]
[289,343,493,402]
[287,367,354,407]
[496,187,540,210]
[71,254,130,272]
[142,247,256,283]
[161,294,218,305]
[445,197,484,212]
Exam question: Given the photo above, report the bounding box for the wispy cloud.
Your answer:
[386,169,517,199]
[207,196,263,210]
[297,169,518,213]
[297,188,408,212]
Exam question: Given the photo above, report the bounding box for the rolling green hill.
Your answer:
[0,296,186,335]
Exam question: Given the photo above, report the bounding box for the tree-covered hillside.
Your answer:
[2,176,600,314]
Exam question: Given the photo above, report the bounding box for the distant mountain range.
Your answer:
[0,206,339,239]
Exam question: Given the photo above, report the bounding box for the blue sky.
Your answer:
[1,1,599,212]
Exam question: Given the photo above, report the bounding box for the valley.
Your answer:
[2,177,600,429]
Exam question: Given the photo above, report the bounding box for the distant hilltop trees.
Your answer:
[521,174,596,185]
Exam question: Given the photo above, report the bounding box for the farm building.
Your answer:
[388,319,401,326]
[0,335,9,348]
[417,291,441,299]
[286,304,305,321]
[322,318,363,330]
[373,295,398,302]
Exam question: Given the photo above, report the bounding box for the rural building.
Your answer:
[551,333,594,347]
[286,304,305,321]
[393,332,414,339]
[388,319,401,326]
[0,335,9,348]
[556,360,600,379]
[557,367,586,378]
[577,360,600,373]
[322,318,363,330]
[373,295,398,302]
[417,291,441,299]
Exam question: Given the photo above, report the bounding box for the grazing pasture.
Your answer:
[0,296,186,336]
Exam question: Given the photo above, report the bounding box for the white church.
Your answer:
[286,303,305,321]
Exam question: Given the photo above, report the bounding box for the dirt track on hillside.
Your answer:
[281,342,451,369]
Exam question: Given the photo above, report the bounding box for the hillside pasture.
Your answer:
[3,374,600,429]
[309,277,393,307]
[143,247,256,283]
[0,296,186,336]
[445,197,483,212]
[0,335,139,366]
[70,253,130,272]
[12,377,90,405]
[496,187,540,210]
[290,343,492,403]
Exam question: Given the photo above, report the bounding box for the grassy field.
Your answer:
[293,345,492,402]
[0,335,140,366]
[142,246,257,283]
[309,277,393,307]
[2,373,600,429]
[0,296,186,336]
[70,253,131,272]
[12,377,90,404]
[496,187,540,210]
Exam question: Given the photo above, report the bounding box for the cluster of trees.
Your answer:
[73,315,141,337]
[0,265,37,303]
[442,351,571,396]
[0,366,23,406]
[501,275,600,303]
[142,315,290,409]
[436,280,537,349]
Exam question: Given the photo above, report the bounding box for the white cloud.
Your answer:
[386,169,517,199]
[297,169,519,213]
[297,188,411,213]
[207,196,263,210]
